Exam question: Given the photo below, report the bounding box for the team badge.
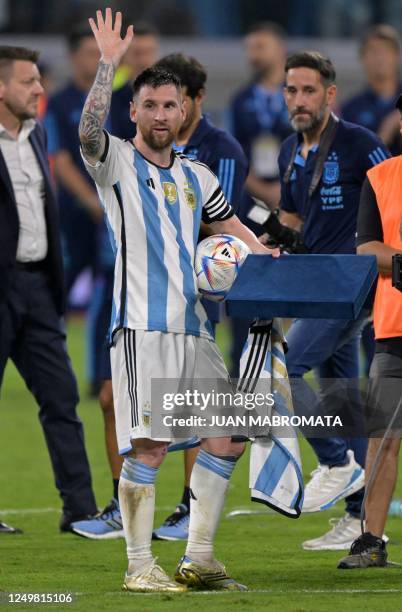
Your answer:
[323,162,339,185]
[184,183,197,210]
[162,182,178,204]
[323,151,339,185]
[143,401,152,427]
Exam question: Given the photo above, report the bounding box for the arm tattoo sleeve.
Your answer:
[79,60,115,158]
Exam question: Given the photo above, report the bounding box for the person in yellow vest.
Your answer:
[338,93,402,569]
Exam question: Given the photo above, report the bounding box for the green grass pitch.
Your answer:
[1,317,402,611]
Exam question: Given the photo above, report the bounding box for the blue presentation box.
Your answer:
[225,254,377,320]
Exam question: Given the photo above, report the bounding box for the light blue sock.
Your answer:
[121,457,158,484]
[186,449,238,562]
[195,449,237,480]
[119,458,159,571]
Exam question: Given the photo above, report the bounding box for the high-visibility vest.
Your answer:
[367,156,402,339]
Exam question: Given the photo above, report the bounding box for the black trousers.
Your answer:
[0,267,97,516]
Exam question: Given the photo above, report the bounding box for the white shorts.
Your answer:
[110,328,230,454]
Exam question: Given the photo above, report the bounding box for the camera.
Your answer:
[392,253,402,292]
[247,199,309,254]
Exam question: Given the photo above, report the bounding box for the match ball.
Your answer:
[195,234,250,302]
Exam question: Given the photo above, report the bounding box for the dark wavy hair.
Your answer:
[155,53,206,99]
[285,51,336,87]
[132,66,181,98]
[0,46,39,80]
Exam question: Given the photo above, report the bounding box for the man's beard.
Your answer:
[5,98,38,121]
[290,105,327,134]
[142,126,175,151]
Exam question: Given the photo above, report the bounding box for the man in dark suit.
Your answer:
[0,45,97,533]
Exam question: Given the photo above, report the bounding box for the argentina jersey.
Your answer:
[81,132,234,341]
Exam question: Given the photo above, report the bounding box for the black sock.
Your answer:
[180,486,191,512]
[363,531,384,545]
[113,479,119,501]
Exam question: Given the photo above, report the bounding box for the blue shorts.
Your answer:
[99,338,112,380]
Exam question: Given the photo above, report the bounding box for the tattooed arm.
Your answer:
[79,60,114,162]
[79,8,133,162]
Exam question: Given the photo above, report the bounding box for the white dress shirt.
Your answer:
[0,119,47,262]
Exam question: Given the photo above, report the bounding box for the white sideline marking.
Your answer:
[226,508,274,517]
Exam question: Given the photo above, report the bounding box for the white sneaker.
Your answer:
[302,513,389,551]
[302,450,365,513]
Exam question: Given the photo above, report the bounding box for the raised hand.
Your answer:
[79,8,133,161]
[89,8,134,67]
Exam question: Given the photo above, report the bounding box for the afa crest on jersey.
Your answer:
[142,401,151,427]
[184,182,197,210]
[323,152,339,185]
[323,162,339,184]
[162,182,178,204]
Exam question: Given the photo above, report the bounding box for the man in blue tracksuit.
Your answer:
[341,24,401,157]
[274,51,390,551]
[70,53,248,541]
[228,22,292,376]
[228,22,291,210]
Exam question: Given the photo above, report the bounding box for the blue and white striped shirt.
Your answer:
[82,132,234,340]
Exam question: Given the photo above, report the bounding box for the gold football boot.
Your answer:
[174,555,247,591]
[123,558,187,593]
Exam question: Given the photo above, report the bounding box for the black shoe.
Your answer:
[0,521,23,534]
[60,511,97,533]
[337,532,387,569]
